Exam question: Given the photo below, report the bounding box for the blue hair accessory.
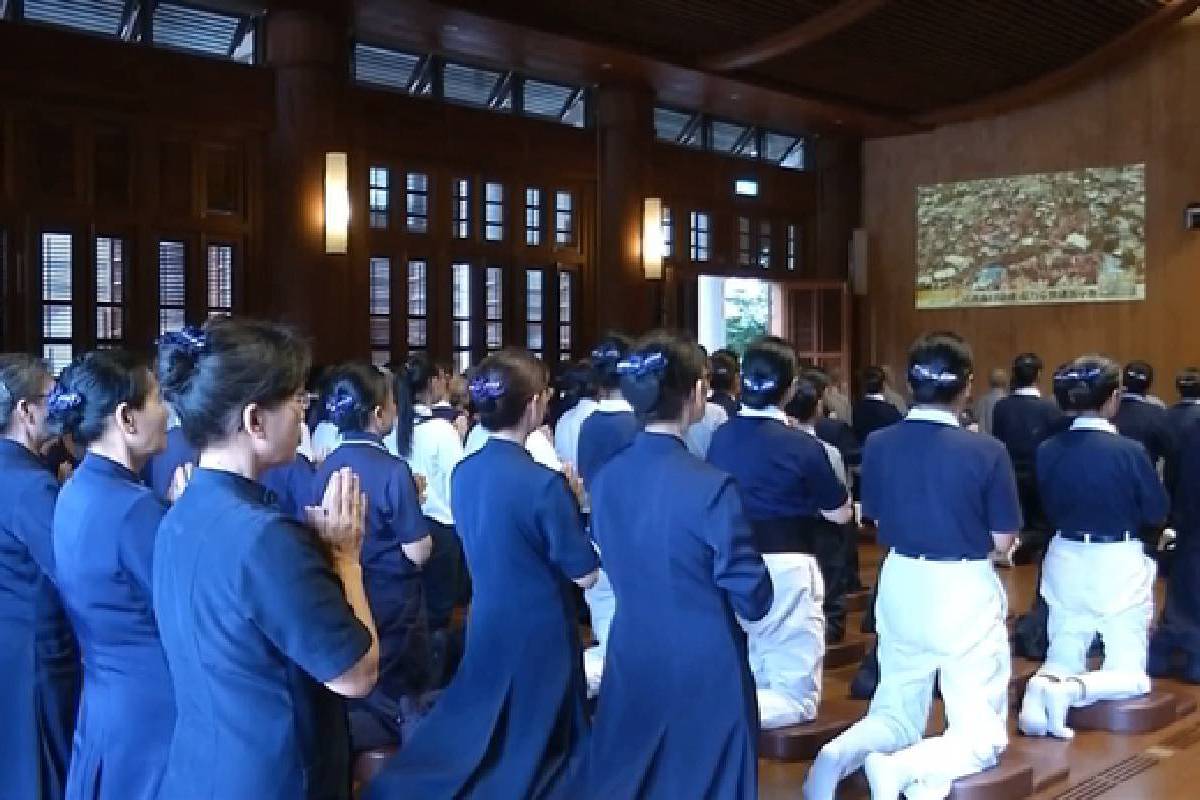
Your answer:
[741,374,778,393]
[591,345,622,363]
[1055,364,1104,387]
[325,390,358,418]
[909,362,962,386]
[159,326,208,356]
[616,352,667,379]
[468,375,506,403]
[46,385,84,417]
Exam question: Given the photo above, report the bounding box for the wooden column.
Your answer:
[262,1,359,365]
[594,84,655,337]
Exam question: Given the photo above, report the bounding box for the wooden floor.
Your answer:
[759,540,1200,800]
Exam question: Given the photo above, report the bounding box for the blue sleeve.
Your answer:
[118,493,169,597]
[535,473,598,581]
[706,480,772,622]
[387,460,427,545]
[804,443,848,511]
[13,476,60,577]
[241,520,372,683]
[984,449,1023,532]
[1131,448,1170,526]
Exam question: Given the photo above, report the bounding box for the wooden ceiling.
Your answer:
[353,0,1200,136]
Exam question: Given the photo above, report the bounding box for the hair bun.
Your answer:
[468,373,506,414]
[46,384,86,433]
[325,388,359,429]
[157,326,209,402]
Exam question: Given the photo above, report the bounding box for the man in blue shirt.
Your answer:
[804,332,1020,800]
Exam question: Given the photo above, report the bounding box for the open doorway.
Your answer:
[696,276,784,354]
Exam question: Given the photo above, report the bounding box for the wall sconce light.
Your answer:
[642,196,664,280]
[324,152,349,255]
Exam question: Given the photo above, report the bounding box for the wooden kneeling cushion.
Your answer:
[759,698,863,762]
[947,756,1034,800]
[1066,687,1186,734]
[825,638,867,669]
[353,747,397,786]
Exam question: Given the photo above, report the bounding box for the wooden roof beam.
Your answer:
[702,0,890,72]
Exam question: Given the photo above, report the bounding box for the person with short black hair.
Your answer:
[0,353,80,800]
[152,320,380,800]
[1019,356,1168,740]
[1167,367,1200,442]
[366,348,599,799]
[585,331,772,798]
[709,348,742,417]
[577,333,638,490]
[805,332,1020,800]
[49,349,176,800]
[710,337,852,647]
[1114,360,1174,470]
[853,365,903,446]
[316,361,433,751]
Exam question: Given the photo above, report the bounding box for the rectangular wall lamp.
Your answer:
[642,196,664,280]
[324,152,349,255]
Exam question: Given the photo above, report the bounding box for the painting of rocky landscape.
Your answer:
[915,164,1145,309]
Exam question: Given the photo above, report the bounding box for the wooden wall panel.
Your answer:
[861,20,1200,396]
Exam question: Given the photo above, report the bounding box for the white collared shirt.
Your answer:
[865,393,887,402]
[684,401,728,458]
[798,422,849,489]
[1071,416,1118,434]
[387,404,464,526]
[554,397,599,468]
[596,396,634,414]
[905,407,961,427]
[739,405,789,423]
[1013,387,1041,397]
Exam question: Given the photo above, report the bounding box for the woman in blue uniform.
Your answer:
[577,333,637,491]
[0,354,79,800]
[586,331,772,799]
[366,348,599,800]
[386,355,461,663]
[1019,356,1169,739]
[852,365,902,446]
[805,332,1020,800]
[153,321,380,800]
[709,337,852,642]
[49,350,175,800]
[317,362,432,750]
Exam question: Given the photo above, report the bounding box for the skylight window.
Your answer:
[23,0,125,37]
[153,2,251,63]
[353,44,424,92]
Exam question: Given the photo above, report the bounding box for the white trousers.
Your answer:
[1039,536,1155,701]
[739,553,825,729]
[805,553,1009,800]
[582,566,616,699]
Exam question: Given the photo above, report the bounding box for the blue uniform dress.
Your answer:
[315,432,428,750]
[365,438,598,799]
[708,409,848,636]
[577,398,639,491]
[0,439,80,800]
[53,453,174,800]
[153,468,372,800]
[586,432,772,799]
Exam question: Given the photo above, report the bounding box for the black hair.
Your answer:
[1123,360,1153,395]
[1054,355,1120,412]
[469,348,547,431]
[390,353,439,457]
[552,359,597,421]
[862,365,886,395]
[1011,352,1043,389]
[787,374,822,422]
[323,362,391,434]
[590,332,634,391]
[0,354,51,432]
[710,350,739,393]
[618,331,705,422]
[47,350,154,447]
[739,336,797,410]
[157,319,310,451]
[907,331,973,405]
[1177,367,1200,400]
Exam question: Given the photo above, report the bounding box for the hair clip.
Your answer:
[159,326,208,357]
[47,385,84,416]
[741,374,778,393]
[325,391,358,417]
[591,346,622,363]
[468,375,506,402]
[616,351,667,379]
[908,362,961,385]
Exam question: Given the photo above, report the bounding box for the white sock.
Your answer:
[1018,675,1051,737]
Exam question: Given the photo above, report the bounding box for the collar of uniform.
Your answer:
[191,467,276,507]
[1071,416,1118,434]
[597,396,633,414]
[641,429,686,447]
[1122,392,1147,403]
[1182,398,1200,406]
[340,430,386,446]
[432,401,452,409]
[906,407,961,427]
[80,450,140,483]
[796,422,818,437]
[413,403,433,418]
[1013,387,1041,397]
[739,405,788,423]
[865,393,886,402]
